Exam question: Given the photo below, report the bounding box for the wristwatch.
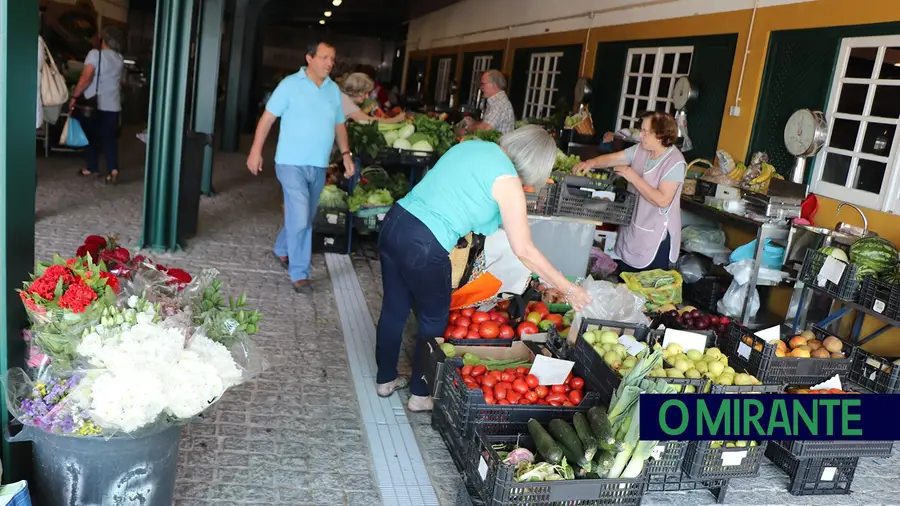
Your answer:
[341,150,353,157]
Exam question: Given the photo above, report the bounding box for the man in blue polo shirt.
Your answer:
[247,41,355,294]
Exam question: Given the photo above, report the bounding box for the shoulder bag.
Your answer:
[39,37,69,107]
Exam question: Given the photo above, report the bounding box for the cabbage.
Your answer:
[398,124,416,139]
[319,184,348,209]
[393,138,412,150]
[411,140,434,152]
[383,130,399,145]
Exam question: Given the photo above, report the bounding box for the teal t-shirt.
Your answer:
[399,140,518,252]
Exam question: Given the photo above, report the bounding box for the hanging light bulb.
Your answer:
[332,0,342,6]
[324,11,332,17]
[319,19,325,24]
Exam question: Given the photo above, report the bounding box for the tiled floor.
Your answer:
[32,128,900,506]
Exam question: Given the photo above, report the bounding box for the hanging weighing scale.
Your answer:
[672,76,698,152]
[783,109,827,184]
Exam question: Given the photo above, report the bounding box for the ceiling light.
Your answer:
[319,19,325,24]
[324,11,332,17]
[332,0,342,5]
[894,62,900,67]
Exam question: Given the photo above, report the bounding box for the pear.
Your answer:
[666,369,685,379]
[734,373,753,386]
[582,331,598,345]
[723,366,736,375]
[705,347,722,359]
[718,355,729,365]
[684,385,697,394]
[599,331,619,345]
[674,358,692,373]
[718,374,734,386]
[708,361,725,376]
[685,368,702,379]
[694,361,709,374]
[686,349,703,362]
[666,343,684,355]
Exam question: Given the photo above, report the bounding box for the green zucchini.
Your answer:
[527,419,563,465]
[548,419,590,470]
[572,413,599,461]
[594,449,615,474]
[587,407,616,448]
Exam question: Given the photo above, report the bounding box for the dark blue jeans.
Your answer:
[80,110,119,174]
[375,204,451,397]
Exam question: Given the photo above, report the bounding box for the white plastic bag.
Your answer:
[569,277,649,344]
[717,260,760,319]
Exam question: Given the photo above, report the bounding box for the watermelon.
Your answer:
[856,264,879,282]
[882,267,900,285]
[849,237,899,274]
[819,246,849,263]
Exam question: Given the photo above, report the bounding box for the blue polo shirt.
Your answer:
[265,67,344,168]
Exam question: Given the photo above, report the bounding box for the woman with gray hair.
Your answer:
[339,72,405,123]
[373,125,592,412]
[70,27,125,184]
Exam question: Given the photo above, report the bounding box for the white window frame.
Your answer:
[810,35,900,213]
[468,55,493,106]
[523,52,563,119]
[434,57,453,104]
[615,46,694,130]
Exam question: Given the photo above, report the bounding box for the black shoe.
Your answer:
[272,252,289,270]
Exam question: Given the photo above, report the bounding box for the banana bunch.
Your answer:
[728,162,747,183]
[750,162,776,185]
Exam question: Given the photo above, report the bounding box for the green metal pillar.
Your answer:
[141,0,196,250]
[220,0,249,152]
[192,0,225,196]
[0,0,38,482]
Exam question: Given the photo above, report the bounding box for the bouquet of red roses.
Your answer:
[19,254,119,368]
[76,235,132,277]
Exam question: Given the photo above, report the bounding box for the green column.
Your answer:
[192,0,225,196]
[141,0,195,250]
[0,0,38,482]
[220,0,249,152]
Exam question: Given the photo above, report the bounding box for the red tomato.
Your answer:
[500,372,514,382]
[544,313,564,327]
[489,311,499,321]
[516,321,540,338]
[482,386,493,396]
[518,397,532,405]
[531,302,550,319]
[466,328,481,339]
[481,376,497,388]
[564,372,574,384]
[563,385,571,393]
[546,393,567,403]
[534,385,549,398]
[494,387,507,400]
[496,381,512,392]
[516,366,529,375]
[524,391,538,402]
[463,379,478,390]
[484,395,496,405]
[456,316,471,328]
[506,391,522,404]
[448,311,460,324]
[512,379,529,395]
[488,371,503,382]
[471,365,487,377]
[550,384,567,394]
[548,400,562,407]
[479,321,500,339]
[461,308,475,317]
[443,326,455,338]
[468,322,480,333]
[562,401,574,407]
[471,311,490,324]
[498,399,510,405]
[451,326,467,339]
[461,365,473,376]
[570,377,585,391]
[537,399,548,405]
[498,325,515,339]
[504,368,517,375]
[568,390,584,404]
[497,300,511,311]
[525,374,540,389]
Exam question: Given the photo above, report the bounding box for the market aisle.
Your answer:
[34,130,382,505]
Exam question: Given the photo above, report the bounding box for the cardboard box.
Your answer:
[593,229,619,259]
[420,337,546,396]
[696,180,741,200]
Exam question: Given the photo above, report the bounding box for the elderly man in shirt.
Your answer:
[247,41,355,294]
[462,70,516,134]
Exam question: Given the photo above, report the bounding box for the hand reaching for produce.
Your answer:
[246,151,263,176]
[573,160,594,175]
[613,165,636,183]
[565,285,591,312]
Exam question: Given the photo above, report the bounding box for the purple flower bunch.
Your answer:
[18,374,101,436]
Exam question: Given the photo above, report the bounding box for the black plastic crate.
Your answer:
[311,232,348,254]
[313,207,349,233]
[682,440,768,480]
[859,276,900,322]
[435,357,604,439]
[848,345,900,394]
[558,174,617,192]
[421,337,449,397]
[455,477,484,506]
[432,401,471,473]
[524,183,558,217]
[646,440,689,475]
[444,337,518,347]
[683,276,727,314]
[765,442,858,496]
[773,439,893,459]
[466,424,647,506]
[723,323,851,385]
[798,249,861,302]
[645,471,729,503]
[555,183,636,225]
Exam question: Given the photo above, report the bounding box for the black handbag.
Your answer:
[74,49,102,118]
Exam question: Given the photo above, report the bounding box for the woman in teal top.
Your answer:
[375,125,592,412]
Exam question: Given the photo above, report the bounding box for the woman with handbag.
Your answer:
[69,27,124,185]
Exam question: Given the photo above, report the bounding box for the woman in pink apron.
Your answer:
[574,111,687,273]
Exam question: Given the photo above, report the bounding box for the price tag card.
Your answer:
[530,354,575,386]
[326,214,339,225]
[585,189,616,201]
[817,256,846,287]
[737,341,752,360]
[662,329,707,353]
[377,213,387,221]
[721,450,748,467]
[477,302,496,313]
[618,335,647,356]
[753,326,782,344]
[874,299,886,314]
[650,444,666,461]
[820,467,837,481]
[811,375,842,391]
[478,456,489,479]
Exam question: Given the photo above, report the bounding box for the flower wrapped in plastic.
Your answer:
[74,234,133,278]
[18,254,120,369]
[192,277,263,346]
[4,368,103,437]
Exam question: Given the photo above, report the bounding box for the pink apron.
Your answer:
[614,145,686,269]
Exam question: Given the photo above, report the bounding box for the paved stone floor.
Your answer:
[33,128,900,506]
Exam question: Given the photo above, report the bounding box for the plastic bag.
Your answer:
[681,226,726,246]
[730,239,786,269]
[61,117,89,148]
[588,248,618,278]
[676,253,710,284]
[717,259,760,319]
[569,277,649,344]
[620,270,683,311]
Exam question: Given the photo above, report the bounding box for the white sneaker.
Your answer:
[407,395,433,412]
[376,377,409,398]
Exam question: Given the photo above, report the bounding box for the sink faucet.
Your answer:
[836,202,869,235]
